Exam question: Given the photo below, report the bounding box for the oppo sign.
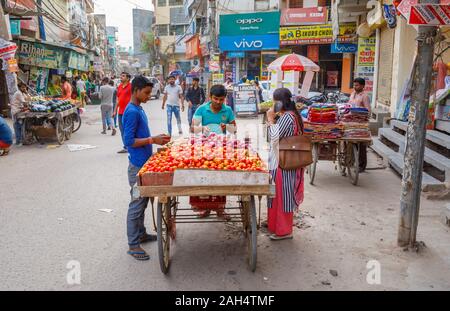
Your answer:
[236,18,263,25]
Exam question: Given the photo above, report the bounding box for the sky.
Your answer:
[93,0,154,49]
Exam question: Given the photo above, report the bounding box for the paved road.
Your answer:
[1,100,449,290]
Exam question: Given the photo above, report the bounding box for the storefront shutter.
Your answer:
[376,26,395,107]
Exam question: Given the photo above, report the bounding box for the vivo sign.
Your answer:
[234,39,263,49]
[219,34,280,52]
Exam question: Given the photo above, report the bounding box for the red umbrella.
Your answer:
[268,53,320,72]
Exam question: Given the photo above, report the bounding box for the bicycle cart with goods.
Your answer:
[306,137,373,186]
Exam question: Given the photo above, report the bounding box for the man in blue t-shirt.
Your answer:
[191,84,237,135]
[122,76,171,261]
[0,116,13,156]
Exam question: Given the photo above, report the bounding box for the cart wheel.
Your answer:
[55,119,66,145]
[243,196,257,272]
[157,198,172,274]
[72,113,82,133]
[308,143,318,185]
[347,143,360,186]
[338,141,347,176]
[21,119,35,145]
[64,117,74,140]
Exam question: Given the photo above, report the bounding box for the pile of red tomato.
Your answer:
[140,135,267,175]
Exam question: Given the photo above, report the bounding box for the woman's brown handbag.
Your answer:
[278,135,313,170]
[278,114,313,170]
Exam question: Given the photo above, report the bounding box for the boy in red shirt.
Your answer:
[113,72,132,153]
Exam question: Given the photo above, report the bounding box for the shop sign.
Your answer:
[69,51,89,72]
[18,41,65,69]
[280,23,356,45]
[213,73,224,85]
[186,35,201,59]
[330,42,358,53]
[29,67,49,94]
[408,4,450,26]
[357,37,376,67]
[209,60,220,73]
[9,20,21,36]
[219,11,280,36]
[228,51,245,58]
[219,34,280,52]
[233,85,259,117]
[7,58,19,72]
[280,7,328,26]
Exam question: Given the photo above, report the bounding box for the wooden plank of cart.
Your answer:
[138,169,275,274]
[306,136,373,186]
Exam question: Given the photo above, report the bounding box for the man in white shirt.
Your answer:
[76,76,87,108]
[10,82,31,145]
[162,75,184,136]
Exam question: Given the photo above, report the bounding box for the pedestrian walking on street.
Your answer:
[122,76,171,261]
[110,79,118,129]
[266,88,305,241]
[0,116,13,156]
[113,72,132,154]
[10,82,31,145]
[185,77,206,126]
[162,75,184,136]
[76,76,87,108]
[349,78,371,173]
[99,77,116,136]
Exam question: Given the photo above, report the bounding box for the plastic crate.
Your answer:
[189,196,226,210]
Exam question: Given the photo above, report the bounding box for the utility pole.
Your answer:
[209,0,217,53]
[398,0,439,248]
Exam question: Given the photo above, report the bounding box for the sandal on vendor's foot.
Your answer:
[269,234,293,241]
[140,233,157,244]
[127,248,150,261]
[198,210,211,218]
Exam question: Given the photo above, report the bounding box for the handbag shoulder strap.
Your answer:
[287,112,303,136]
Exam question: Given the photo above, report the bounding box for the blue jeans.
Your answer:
[188,104,200,126]
[13,115,22,144]
[167,105,182,136]
[118,114,126,149]
[112,102,118,128]
[127,163,149,248]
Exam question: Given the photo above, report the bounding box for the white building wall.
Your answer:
[390,18,417,117]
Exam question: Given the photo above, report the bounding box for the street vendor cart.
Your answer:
[17,105,80,145]
[137,136,274,274]
[307,137,373,186]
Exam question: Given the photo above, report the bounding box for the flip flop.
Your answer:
[127,250,150,261]
[269,234,293,241]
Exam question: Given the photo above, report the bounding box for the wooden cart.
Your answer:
[16,107,79,145]
[306,137,373,186]
[138,169,274,274]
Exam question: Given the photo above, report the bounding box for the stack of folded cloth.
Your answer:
[340,108,370,123]
[304,121,344,140]
[308,104,338,124]
[342,122,371,139]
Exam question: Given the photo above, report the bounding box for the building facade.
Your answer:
[133,8,154,73]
